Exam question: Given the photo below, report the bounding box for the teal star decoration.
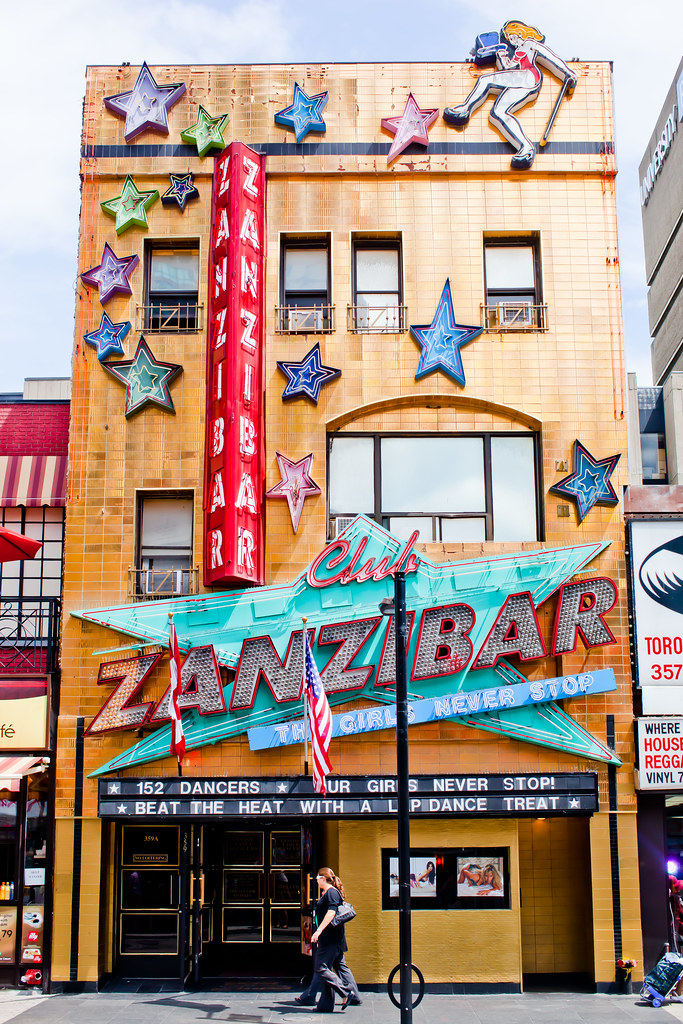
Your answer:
[410,279,483,385]
[550,440,621,522]
[83,313,131,361]
[274,82,328,143]
[161,172,199,212]
[100,175,159,235]
[180,105,229,157]
[102,336,183,417]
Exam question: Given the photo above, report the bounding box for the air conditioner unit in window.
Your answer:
[499,302,533,327]
[288,308,323,332]
[334,516,356,537]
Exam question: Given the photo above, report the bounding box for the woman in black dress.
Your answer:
[311,867,352,1012]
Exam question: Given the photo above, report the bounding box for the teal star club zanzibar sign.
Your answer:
[74,517,621,777]
[102,336,183,417]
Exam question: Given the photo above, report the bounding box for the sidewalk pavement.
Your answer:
[1,990,683,1024]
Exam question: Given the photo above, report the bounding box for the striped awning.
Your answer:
[0,756,45,791]
[0,455,67,507]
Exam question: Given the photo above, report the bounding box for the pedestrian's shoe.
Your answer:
[443,105,471,126]
[349,997,363,1005]
[294,996,316,1005]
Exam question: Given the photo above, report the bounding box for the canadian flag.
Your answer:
[168,615,186,766]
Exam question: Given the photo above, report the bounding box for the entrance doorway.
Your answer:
[198,825,311,981]
[114,820,316,984]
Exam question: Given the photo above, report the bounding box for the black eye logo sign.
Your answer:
[639,535,683,615]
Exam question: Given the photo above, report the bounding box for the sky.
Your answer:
[2,0,680,392]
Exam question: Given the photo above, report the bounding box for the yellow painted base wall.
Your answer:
[328,818,521,986]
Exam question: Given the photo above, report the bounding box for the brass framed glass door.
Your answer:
[114,823,191,980]
[197,824,312,980]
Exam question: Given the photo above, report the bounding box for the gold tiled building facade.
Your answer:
[55,60,638,992]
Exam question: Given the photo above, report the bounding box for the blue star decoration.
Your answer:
[161,172,199,212]
[102,336,183,418]
[276,343,341,403]
[410,279,483,384]
[103,62,186,143]
[274,82,328,143]
[84,313,131,361]
[550,440,621,523]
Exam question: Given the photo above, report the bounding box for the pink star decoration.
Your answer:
[266,452,321,533]
[381,93,439,164]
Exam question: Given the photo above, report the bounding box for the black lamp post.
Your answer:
[380,569,413,1024]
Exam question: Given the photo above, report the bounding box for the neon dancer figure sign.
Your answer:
[74,517,621,775]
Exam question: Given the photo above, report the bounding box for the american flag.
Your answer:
[168,616,186,766]
[304,633,333,795]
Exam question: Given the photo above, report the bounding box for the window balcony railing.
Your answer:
[481,302,548,332]
[128,567,199,601]
[136,303,204,334]
[275,306,335,334]
[0,597,60,674]
[346,305,407,334]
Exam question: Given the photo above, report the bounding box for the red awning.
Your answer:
[0,455,67,507]
[0,756,46,791]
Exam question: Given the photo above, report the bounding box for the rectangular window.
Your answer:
[143,244,200,332]
[328,432,540,542]
[350,242,404,332]
[135,494,194,598]
[278,239,332,332]
[483,238,545,331]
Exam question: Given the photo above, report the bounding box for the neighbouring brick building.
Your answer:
[56,48,639,993]
[0,377,70,987]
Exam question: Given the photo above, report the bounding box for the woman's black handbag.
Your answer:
[333,900,357,925]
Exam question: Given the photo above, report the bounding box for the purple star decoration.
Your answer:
[104,62,186,143]
[81,243,140,306]
[266,452,321,533]
[410,279,482,385]
[84,313,131,361]
[381,93,439,164]
[549,440,621,523]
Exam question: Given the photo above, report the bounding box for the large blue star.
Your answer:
[103,63,186,143]
[84,313,131,361]
[161,172,199,212]
[80,243,140,306]
[102,336,183,417]
[276,343,341,403]
[550,440,621,522]
[274,82,328,143]
[410,279,483,384]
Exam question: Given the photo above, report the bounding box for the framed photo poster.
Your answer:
[381,847,510,910]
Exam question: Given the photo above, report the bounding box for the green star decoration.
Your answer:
[102,336,183,417]
[180,105,229,157]
[100,175,159,235]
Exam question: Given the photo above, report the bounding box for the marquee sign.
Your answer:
[98,772,599,819]
[204,142,266,586]
[74,517,620,775]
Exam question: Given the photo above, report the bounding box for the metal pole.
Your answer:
[394,570,412,1024]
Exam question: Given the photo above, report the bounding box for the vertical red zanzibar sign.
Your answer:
[204,143,266,586]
